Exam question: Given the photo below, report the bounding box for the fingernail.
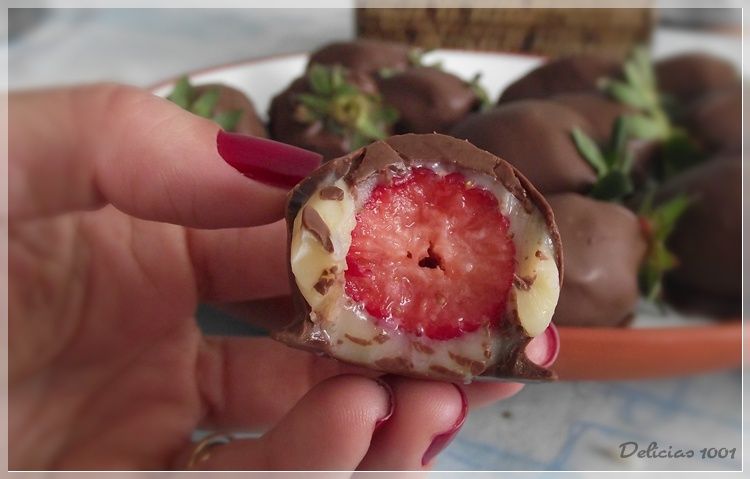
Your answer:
[541,323,561,368]
[526,323,561,368]
[421,383,468,466]
[216,130,322,189]
[374,376,395,430]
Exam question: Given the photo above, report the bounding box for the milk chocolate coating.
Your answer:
[550,92,633,145]
[683,87,741,155]
[450,100,597,194]
[658,160,741,310]
[308,39,411,77]
[498,55,621,104]
[547,193,646,328]
[193,84,267,137]
[276,133,562,381]
[655,53,739,104]
[268,72,380,160]
[378,67,479,134]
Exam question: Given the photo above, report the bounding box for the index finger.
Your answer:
[9,83,321,227]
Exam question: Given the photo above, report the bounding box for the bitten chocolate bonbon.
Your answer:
[275,133,562,382]
[547,194,646,328]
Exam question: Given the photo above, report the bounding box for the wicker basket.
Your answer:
[356,7,654,60]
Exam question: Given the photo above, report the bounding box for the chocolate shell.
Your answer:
[498,55,621,104]
[275,133,563,382]
[547,193,646,328]
[450,100,597,194]
[308,39,411,77]
[655,53,738,104]
[658,160,741,311]
[378,66,479,134]
[683,87,741,155]
[267,72,380,160]
[193,84,267,138]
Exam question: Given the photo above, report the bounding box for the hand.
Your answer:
[9,84,553,471]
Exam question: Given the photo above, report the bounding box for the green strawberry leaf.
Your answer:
[610,115,631,161]
[408,48,424,66]
[633,46,655,90]
[600,78,651,110]
[625,113,669,140]
[599,46,710,183]
[167,75,194,109]
[571,127,608,176]
[308,64,333,96]
[190,87,220,118]
[297,93,330,116]
[212,109,242,132]
[378,67,397,79]
[468,72,493,111]
[330,65,345,91]
[572,119,640,201]
[376,104,400,124]
[356,117,388,142]
[622,60,647,93]
[408,47,443,69]
[657,129,706,180]
[638,194,692,299]
[589,170,633,201]
[295,64,398,148]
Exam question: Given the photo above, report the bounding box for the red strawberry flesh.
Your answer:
[345,167,516,340]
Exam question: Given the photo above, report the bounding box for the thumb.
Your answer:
[177,375,392,470]
[9,83,321,227]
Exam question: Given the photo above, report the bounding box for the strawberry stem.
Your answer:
[599,46,706,181]
[167,75,242,132]
[468,72,493,111]
[637,193,692,300]
[296,64,398,150]
[571,116,635,201]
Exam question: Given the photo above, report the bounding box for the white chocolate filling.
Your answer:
[290,164,560,380]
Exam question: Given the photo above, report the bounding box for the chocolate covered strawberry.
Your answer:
[269,64,398,160]
[377,66,485,134]
[275,133,562,382]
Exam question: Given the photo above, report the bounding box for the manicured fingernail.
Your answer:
[525,323,561,368]
[216,130,322,189]
[421,383,468,466]
[374,376,395,430]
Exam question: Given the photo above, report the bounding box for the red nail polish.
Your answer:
[540,323,560,368]
[216,130,322,189]
[374,377,395,431]
[421,383,468,466]
[525,323,561,368]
